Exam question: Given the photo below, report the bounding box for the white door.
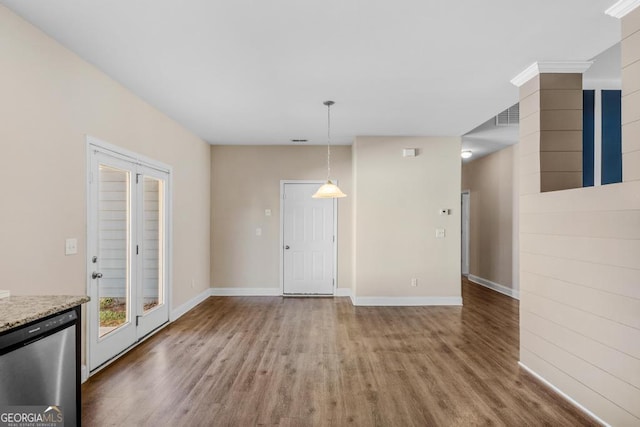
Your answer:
[88,142,170,371]
[461,191,470,275]
[282,182,335,295]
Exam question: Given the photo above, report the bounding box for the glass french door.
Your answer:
[88,144,170,371]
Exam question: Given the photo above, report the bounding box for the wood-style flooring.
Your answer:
[82,278,598,426]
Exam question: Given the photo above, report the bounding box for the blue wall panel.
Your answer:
[583,90,595,187]
[601,90,622,185]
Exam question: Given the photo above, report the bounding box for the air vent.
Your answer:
[290,139,308,143]
[495,104,519,126]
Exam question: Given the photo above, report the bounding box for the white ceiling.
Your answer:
[1,0,621,146]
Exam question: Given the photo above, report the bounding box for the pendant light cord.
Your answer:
[326,102,331,182]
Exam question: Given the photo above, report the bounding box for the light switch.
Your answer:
[256,228,262,236]
[65,238,78,255]
[265,209,272,217]
[435,228,446,239]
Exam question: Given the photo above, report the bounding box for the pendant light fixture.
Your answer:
[313,100,347,199]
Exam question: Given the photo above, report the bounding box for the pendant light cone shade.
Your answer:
[313,100,347,199]
[312,180,347,198]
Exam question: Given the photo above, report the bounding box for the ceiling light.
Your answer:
[461,150,473,159]
[313,101,346,199]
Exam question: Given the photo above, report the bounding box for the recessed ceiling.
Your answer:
[1,0,621,145]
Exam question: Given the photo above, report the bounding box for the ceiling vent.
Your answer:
[495,104,519,126]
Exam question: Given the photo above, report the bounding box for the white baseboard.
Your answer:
[211,287,281,296]
[211,287,351,297]
[335,287,351,297]
[171,288,212,321]
[518,362,610,427]
[81,365,88,384]
[468,275,519,300]
[351,296,463,306]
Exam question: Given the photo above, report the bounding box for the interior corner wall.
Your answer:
[210,145,352,292]
[0,6,211,311]
[352,136,462,302]
[461,146,516,291]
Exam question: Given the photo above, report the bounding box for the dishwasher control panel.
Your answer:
[0,310,77,352]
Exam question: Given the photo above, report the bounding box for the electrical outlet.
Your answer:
[191,279,196,289]
[411,278,418,287]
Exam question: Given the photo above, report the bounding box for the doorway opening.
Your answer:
[461,190,470,276]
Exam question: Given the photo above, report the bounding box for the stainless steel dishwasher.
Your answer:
[0,309,78,426]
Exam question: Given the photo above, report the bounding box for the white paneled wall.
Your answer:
[519,181,640,425]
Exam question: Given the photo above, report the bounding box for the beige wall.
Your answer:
[210,145,352,290]
[518,8,640,425]
[0,7,210,309]
[462,146,517,289]
[519,73,584,194]
[352,137,461,300]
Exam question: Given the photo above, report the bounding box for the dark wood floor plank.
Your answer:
[82,278,599,426]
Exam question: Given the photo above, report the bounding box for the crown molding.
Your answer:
[510,61,593,87]
[605,0,640,18]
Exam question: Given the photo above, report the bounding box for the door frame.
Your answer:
[279,180,339,296]
[461,190,470,276]
[85,135,173,374]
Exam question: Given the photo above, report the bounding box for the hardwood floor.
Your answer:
[82,278,598,426]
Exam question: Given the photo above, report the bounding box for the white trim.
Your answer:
[335,287,352,297]
[170,288,212,321]
[85,136,174,370]
[351,296,462,306]
[81,365,88,384]
[211,287,281,296]
[605,0,640,18]
[510,63,539,87]
[510,61,593,87]
[86,135,171,173]
[594,89,603,187]
[518,362,611,427]
[468,275,520,300]
[280,180,339,296]
[583,78,622,90]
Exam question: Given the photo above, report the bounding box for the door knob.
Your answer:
[92,272,103,279]
[284,245,290,250]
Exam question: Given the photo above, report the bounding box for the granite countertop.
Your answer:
[0,295,90,333]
